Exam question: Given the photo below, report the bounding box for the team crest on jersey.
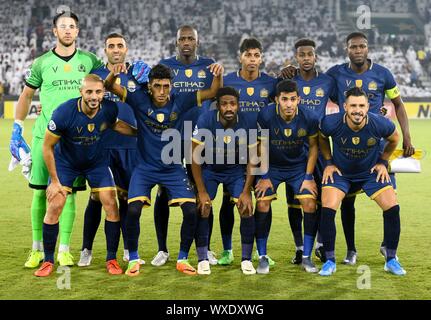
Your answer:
[156,113,165,123]
[367,137,377,146]
[198,70,206,78]
[48,120,56,131]
[284,129,292,137]
[352,137,360,145]
[246,87,254,96]
[303,87,311,95]
[297,128,307,137]
[316,88,325,97]
[87,123,95,133]
[185,69,193,78]
[64,64,72,73]
[260,89,269,98]
[223,136,232,144]
[355,80,363,88]
[127,80,137,92]
[368,81,378,91]
[78,64,86,72]
[169,112,178,121]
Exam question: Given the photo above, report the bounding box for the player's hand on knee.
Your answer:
[371,163,391,183]
[279,65,298,79]
[46,181,67,202]
[131,60,151,83]
[197,191,212,216]
[300,180,318,197]
[322,165,342,184]
[237,192,253,217]
[255,178,273,199]
[207,63,224,77]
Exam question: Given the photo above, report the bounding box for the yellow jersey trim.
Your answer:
[46,129,60,138]
[370,185,393,200]
[168,198,196,206]
[91,187,117,192]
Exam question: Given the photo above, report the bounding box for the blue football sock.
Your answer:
[82,197,102,251]
[383,205,400,261]
[341,197,357,252]
[240,216,255,260]
[154,187,170,252]
[303,211,318,257]
[105,220,121,261]
[320,207,337,262]
[43,223,59,263]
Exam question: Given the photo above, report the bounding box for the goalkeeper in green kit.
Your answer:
[9,9,104,268]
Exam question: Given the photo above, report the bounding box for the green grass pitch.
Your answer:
[0,119,430,300]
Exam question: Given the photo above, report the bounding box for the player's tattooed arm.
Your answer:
[279,65,298,79]
[199,63,225,101]
[104,63,127,101]
[43,131,67,201]
[391,96,414,157]
[191,140,211,217]
[112,119,137,136]
[319,132,342,184]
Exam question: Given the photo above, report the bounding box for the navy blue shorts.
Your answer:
[203,169,245,202]
[55,158,115,193]
[322,172,394,200]
[108,148,137,194]
[128,164,196,207]
[257,167,314,201]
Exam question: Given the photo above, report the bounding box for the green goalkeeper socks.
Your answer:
[59,193,76,246]
[31,190,46,243]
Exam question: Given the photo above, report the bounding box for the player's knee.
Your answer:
[47,196,66,219]
[301,199,316,213]
[341,197,355,211]
[181,202,198,225]
[256,200,270,212]
[128,201,144,220]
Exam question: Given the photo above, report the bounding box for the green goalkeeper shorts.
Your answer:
[29,136,86,191]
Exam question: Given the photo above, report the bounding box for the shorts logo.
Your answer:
[48,120,56,131]
[127,80,137,92]
[303,87,311,95]
[355,80,363,88]
[246,87,254,96]
[64,64,72,73]
[193,125,199,136]
[169,112,178,121]
[316,88,325,97]
[297,128,307,137]
[368,81,377,91]
[284,128,292,137]
[223,136,232,144]
[185,69,193,78]
[78,64,86,72]
[156,113,165,123]
[260,88,269,98]
[367,137,377,146]
[87,123,95,133]
[352,137,360,145]
[198,70,206,78]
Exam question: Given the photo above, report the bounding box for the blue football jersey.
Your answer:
[192,110,258,173]
[320,112,396,178]
[293,72,336,121]
[257,104,319,171]
[159,55,215,130]
[92,65,138,149]
[124,88,201,169]
[224,70,278,123]
[326,60,400,114]
[47,97,118,169]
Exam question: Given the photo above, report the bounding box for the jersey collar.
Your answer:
[51,48,77,62]
[237,69,261,80]
[216,111,239,125]
[343,113,369,126]
[276,103,298,122]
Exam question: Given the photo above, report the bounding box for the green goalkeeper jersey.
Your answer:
[25,48,104,139]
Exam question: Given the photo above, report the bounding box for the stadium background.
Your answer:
[0,0,430,300]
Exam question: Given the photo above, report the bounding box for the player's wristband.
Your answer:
[325,159,334,167]
[377,158,389,168]
[304,173,314,181]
